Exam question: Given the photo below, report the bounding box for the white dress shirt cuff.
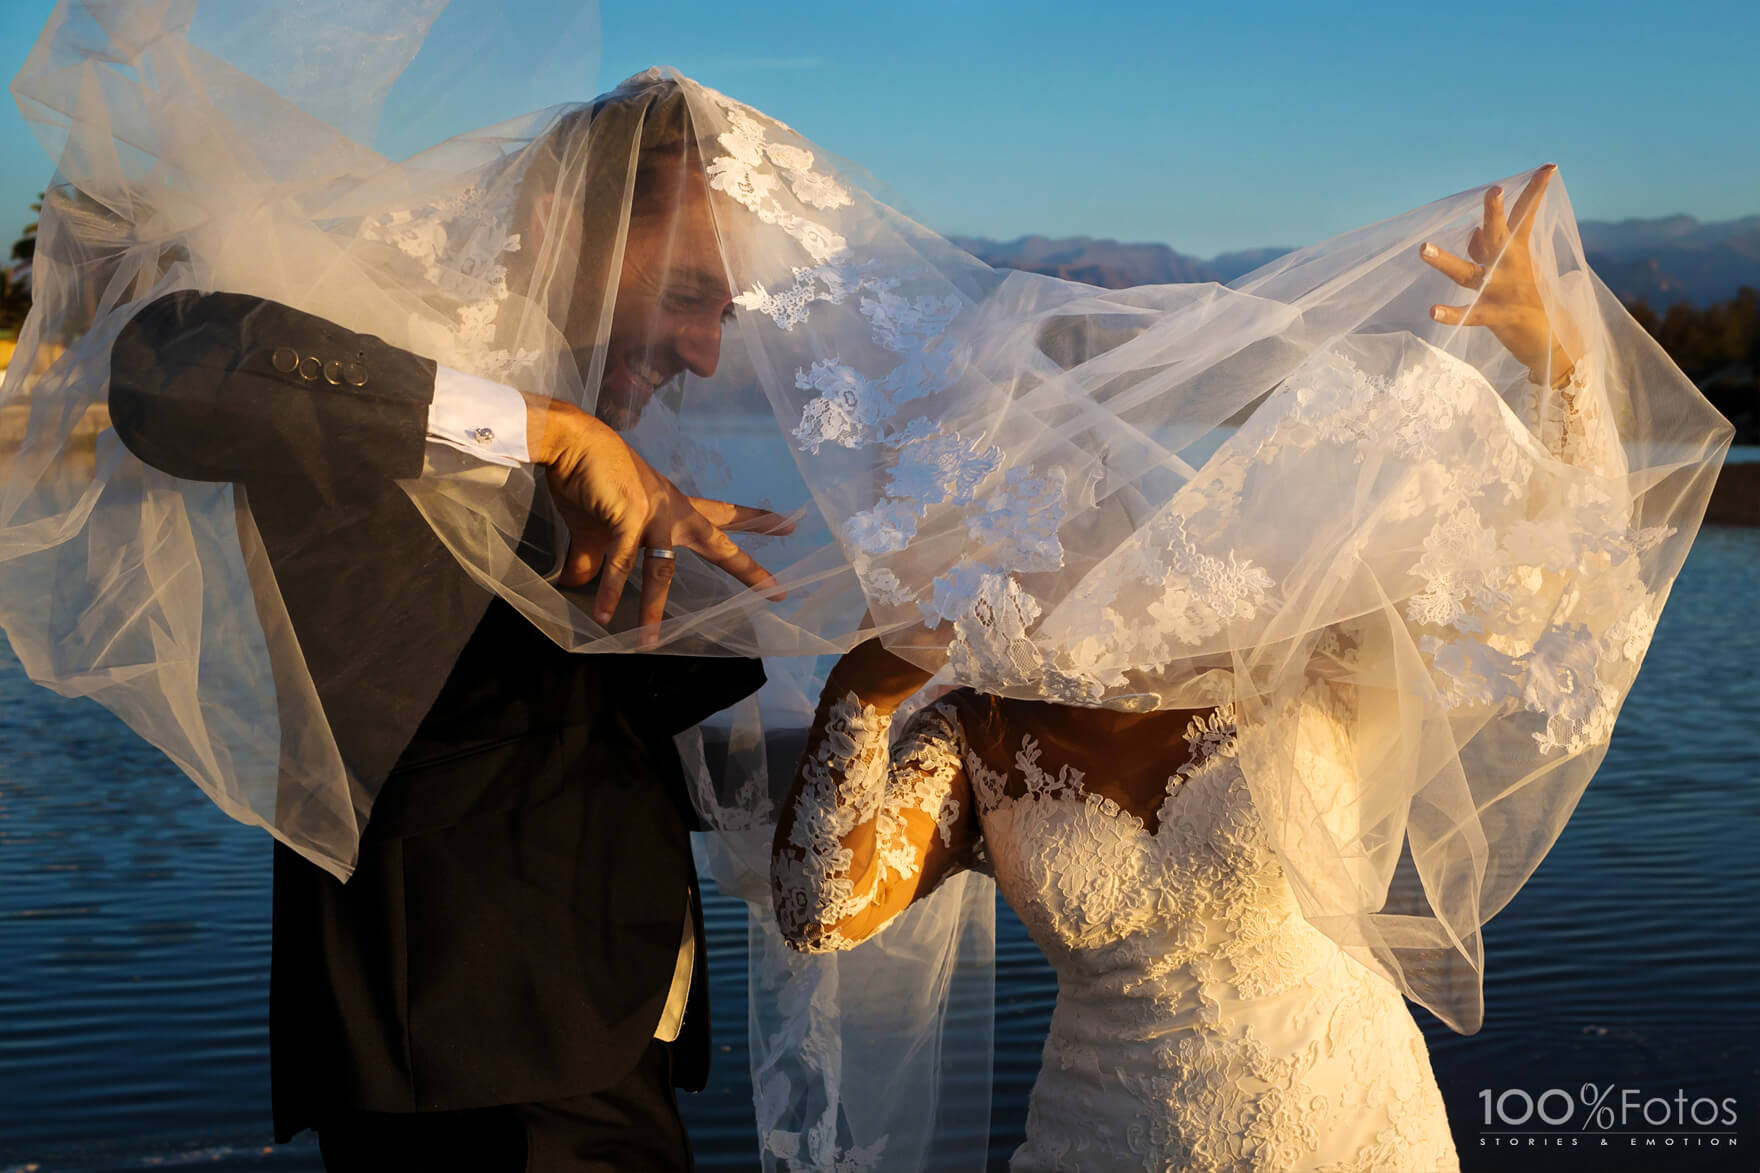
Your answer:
[426,365,529,467]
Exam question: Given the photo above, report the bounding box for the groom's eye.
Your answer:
[663,287,736,324]
[664,288,709,313]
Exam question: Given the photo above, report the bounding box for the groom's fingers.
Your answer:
[556,501,609,587]
[690,496,801,535]
[681,515,787,602]
[635,519,677,647]
[594,520,643,628]
[560,540,602,588]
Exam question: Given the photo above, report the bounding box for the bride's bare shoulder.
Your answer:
[927,687,1007,745]
[928,687,991,725]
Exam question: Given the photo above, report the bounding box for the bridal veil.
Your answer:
[4,1,1730,1168]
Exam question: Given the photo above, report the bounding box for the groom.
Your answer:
[107,81,765,1171]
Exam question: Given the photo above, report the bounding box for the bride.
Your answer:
[769,167,1652,1172]
[777,644,1459,1171]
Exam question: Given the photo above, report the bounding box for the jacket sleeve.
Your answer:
[108,290,440,500]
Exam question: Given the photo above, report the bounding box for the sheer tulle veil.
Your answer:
[4,2,1731,1169]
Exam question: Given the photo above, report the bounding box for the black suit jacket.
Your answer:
[108,290,763,1139]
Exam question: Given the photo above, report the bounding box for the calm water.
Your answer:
[1,527,1756,1173]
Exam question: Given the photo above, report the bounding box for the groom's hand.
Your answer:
[524,394,795,645]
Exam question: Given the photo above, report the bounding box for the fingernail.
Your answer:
[1430,307,1444,321]
[1420,243,1437,259]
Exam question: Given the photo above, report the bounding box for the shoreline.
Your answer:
[0,400,1755,526]
[1703,461,1760,525]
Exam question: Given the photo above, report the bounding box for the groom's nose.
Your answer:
[674,312,722,379]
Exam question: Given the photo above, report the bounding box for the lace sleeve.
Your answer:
[1517,357,1624,475]
[772,696,980,953]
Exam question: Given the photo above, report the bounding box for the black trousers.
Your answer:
[315,1039,694,1173]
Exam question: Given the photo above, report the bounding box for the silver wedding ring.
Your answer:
[643,547,677,561]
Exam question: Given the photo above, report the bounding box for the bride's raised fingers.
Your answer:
[1467,225,1491,265]
[1482,185,1509,252]
[1430,301,1524,328]
[1419,242,1485,289]
[1507,164,1556,242]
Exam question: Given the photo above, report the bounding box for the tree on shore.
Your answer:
[10,195,39,268]
[1626,287,1757,383]
[0,195,39,335]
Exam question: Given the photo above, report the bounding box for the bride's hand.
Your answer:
[1419,164,1576,385]
[823,636,935,713]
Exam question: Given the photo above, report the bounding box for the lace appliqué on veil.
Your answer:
[359,171,539,379]
[703,92,1042,628]
[1392,356,1656,755]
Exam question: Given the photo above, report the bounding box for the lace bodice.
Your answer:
[773,696,1460,1172]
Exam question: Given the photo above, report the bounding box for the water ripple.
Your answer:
[1,527,1755,1171]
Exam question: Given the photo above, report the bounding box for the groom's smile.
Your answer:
[595,164,735,430]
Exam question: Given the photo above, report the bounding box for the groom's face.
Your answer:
[594,159,735,430]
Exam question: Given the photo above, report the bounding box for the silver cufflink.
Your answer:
[471,426,495,446]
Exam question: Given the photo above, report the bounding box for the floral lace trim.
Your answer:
[358,163,538,379]
[929,509,1273,708]
[1405,357,1653,757]
[699,86,1056,631]
[1235,343,1654,759]
[773,696,970,954]
[702,89,965,444]
[975,694,1455,1171]
[1526,356,1620,471]
[968,704,1240,839]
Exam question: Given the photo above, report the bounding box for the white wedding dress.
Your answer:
[774,692,1461,1172]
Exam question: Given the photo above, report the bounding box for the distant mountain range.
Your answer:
[952,215,1760,307]
[1576,215,1760,307]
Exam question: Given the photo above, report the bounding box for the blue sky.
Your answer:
[3,0,1756,257]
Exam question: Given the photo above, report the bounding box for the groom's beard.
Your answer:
[591,378,654,429]
[594,389,645,432]
[567,345,647,432]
